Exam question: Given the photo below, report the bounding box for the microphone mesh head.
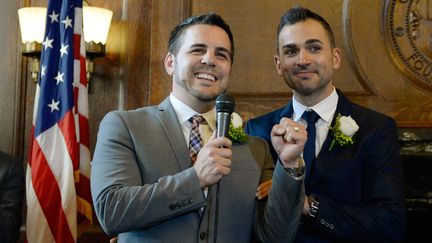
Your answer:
[216,94,235,113]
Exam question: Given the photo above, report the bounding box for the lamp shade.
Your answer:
[17,7,47,43]
[83,7,113,45]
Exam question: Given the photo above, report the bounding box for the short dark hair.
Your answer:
[276,6,336,51]
[167,13,234,62]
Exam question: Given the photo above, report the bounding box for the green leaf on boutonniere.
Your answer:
[228,112,248,143]
[228,123,248,143]
[329,113,359,151]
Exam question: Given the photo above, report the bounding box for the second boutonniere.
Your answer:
[228,112,248,143]
[329,113,359,151]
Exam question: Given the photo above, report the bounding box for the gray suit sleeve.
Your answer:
[91,111,206,235]
[257,161,305,243]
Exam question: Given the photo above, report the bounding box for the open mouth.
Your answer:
[195,73,217,81]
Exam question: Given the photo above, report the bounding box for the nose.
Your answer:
[296,49,311,67]
[201,52,216,66]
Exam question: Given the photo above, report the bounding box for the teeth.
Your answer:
[196,73,216,81]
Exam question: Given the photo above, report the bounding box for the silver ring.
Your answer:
[293,126,300,132]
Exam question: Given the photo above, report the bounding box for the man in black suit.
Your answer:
[245,6,405,242]
[0,151,24,243]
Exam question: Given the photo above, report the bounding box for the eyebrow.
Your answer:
[189,43,207,49]
[305,39,323,45]
[216,47,231,56]
[189,43,231,58]
[281,43,298,50]
[281,39,324,50]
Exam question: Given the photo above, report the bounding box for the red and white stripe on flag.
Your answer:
[26,0,92,242]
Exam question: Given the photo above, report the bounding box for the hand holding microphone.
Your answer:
[215,94,235,138]
[193,94,235,188]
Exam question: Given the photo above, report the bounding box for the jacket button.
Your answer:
[199,232,208,240]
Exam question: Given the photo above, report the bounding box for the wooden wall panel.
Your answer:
[185,0,432,125]
[85,0,153,152]
[191,0,368,121]
[11,0,432,173]
[0,0,24,156]
[148,0,191,105]
[87,0,125,146]
[4,0,432,241]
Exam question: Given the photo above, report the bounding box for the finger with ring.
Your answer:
[293,126,300,132]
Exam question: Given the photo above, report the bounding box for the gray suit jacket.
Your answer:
[91,98,304,243]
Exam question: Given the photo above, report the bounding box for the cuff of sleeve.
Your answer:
[279,157,305,180]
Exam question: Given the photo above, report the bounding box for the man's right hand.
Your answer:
[193,133,232,188]
[270,117,307,168]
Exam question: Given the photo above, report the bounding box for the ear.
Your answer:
[332,47,341,70]
[274,55,283,76]
[164,52,175,76]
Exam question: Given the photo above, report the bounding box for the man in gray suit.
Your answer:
[91,13,306,243]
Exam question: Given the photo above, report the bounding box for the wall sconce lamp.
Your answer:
[18,7,46,82]
[83,7,113,81]
[18,6,113,83]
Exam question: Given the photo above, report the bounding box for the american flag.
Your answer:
[26,0,92,242]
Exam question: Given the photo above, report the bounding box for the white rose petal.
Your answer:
[339,115,359,137]
[231,112,243,128]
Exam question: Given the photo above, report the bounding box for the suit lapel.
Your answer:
[156,98,192,171]
[279,100,294,121]
[310,91,352,189]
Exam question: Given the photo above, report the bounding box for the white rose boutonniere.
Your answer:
[329,113,359,151]
[228,112,248,143]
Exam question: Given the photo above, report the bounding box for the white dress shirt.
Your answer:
[169,93,215,146]
[292,88,339,157]
[170,93,215,198]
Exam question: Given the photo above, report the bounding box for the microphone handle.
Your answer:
[216,112,231,138]
[214,111,231,243]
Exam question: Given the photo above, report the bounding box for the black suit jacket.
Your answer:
[0,151,24,243]
[246,90,406,242]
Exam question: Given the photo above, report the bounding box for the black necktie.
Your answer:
[302,110,320,184]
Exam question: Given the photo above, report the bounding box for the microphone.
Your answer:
[215,94,235,138]
[214,93,234,243]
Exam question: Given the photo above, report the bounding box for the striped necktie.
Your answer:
[188,115,206,164]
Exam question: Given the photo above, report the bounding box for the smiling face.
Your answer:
[165,24,232,112]
[275,19,341,106]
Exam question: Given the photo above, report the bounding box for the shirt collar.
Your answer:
[170,93,196,125]
[292,87,338,123]
[169,93,216,131]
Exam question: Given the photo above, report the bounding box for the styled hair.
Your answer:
[167,12,234,62]
[277,6,336,51]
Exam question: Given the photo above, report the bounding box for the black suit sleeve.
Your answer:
[0,153,25,243]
